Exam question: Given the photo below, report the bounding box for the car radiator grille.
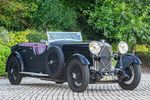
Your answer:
[98,42,112,71]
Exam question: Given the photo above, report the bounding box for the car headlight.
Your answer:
[89,41,101,55]
[118,41,128,54]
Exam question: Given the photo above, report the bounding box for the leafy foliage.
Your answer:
[27,32,47,42]
[135,45,150,53]
[0,0,77,31]
[0,27,10,46]
[88,0,150,44]
[0,45,10,76]
[63,0,150,45]
[0,0,35,30]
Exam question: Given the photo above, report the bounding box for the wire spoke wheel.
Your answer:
[71,66,82,87]
[7,56,22,85]
[11,63,18,80]
[46,46,64,78]
[66,58,90,92]
[47,50,59,74]
[124,65,134,84]
[118,64,141,90]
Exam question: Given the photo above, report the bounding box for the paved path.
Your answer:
[0,74,150,100]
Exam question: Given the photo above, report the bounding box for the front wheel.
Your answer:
[118,64,141,90]
[66,58,90,93]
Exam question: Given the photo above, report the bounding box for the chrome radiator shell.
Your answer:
[93,42,113,72]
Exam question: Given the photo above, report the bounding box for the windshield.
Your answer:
[47,32,82,42]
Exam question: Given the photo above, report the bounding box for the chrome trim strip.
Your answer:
[20,72,49,77]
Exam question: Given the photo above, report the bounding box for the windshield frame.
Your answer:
[47,32,83,42]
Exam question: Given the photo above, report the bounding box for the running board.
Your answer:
[20,72,49,77]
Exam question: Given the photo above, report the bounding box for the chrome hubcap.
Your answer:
[72,72,82,86]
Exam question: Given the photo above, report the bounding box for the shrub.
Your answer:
[0,28,31,47]
[0,27,10,46]
[135,45,150,53]
[27,32,47,42]
[0,45,11,76]
[7,30,30,46]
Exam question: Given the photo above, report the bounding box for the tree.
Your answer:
[62,0,150,45]
[0,0,34,30]
[61,0,99,40]
[0,0,77,31]
[88,0,150,45]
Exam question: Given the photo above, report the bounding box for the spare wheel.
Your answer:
[46,46,64,78]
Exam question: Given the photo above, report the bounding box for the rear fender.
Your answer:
[6,52,24,72]
[115,54,141,69]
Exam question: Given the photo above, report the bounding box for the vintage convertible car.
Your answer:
[6,32,141,92]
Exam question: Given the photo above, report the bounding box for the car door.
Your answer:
[28,44,47,73]
[18,46,35,72]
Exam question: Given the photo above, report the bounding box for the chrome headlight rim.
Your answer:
[89,41,101,55]
[118,41,128,54]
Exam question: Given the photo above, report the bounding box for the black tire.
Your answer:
[46,46,64,78]
[118,64,141,90]
[66,58,90,93]
[7,56,22,85]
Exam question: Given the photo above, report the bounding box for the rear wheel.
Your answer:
[118,64,141,90]
[66,58,90,92]
[7,56,22,85]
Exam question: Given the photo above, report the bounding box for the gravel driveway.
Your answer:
[0,74,150,100]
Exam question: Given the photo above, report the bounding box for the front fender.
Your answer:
[115,54,141,69]
[6,52,24,72]
[66,53,90,65]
